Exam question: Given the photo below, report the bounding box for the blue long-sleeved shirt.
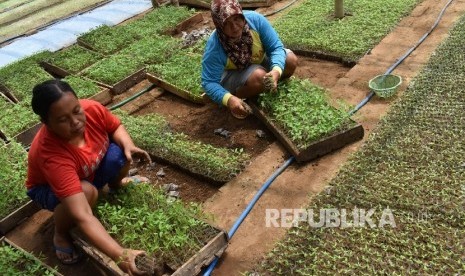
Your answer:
[201,11,286,105]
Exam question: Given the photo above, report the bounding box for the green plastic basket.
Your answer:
[369,74,402,98]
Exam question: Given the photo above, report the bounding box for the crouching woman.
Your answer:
[25,79,150,275]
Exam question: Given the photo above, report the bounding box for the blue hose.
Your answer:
[348,0,454,116]
[202,156,295,276]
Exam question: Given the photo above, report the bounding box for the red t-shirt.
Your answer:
[26,99,121,199]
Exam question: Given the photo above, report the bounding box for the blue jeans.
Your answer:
[27,143,126,211]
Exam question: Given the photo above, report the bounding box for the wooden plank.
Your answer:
[170,13,204,35]
[0,130,7,143]
[13,122,42,147]
[171,231,228,276]
[0,200,40,235]
[71,230,124,276]
[120,87,165,115]
[1,237,63,275]
[76,37,97,53]
[250,102,364,162]
[240,0,272,8]
[72,225,228,276]
[89,87,112,106]
[291,49,356,67]
[111,68,146,95]
[146,73,205,104]
[177,0,209,9]
[0,82,19,103]
[39,61,71,78]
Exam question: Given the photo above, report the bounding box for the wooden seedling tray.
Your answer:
[249,102,364,162]
[72,226,228,276]
[0,237,63,275]
[0,200,40,235]
[13,122,42,147]
[291,49,356,67]
[39,61,71,78]
[76,38,99,53]
[146,73,205,104]
[92,68,146,95]
[89,87,113,106]
[0,83,19,103]
[166,13,204,35]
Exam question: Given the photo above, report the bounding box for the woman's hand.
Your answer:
[123,145,151,165]
[112,125,152,165]
[264,69,280,93]
[227,95,249,118]
[117,249,148,276]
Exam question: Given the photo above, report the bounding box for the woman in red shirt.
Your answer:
[26,79,150,275]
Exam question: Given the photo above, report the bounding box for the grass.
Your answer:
[254,11,465,275]
[0,51,53,102]
[117,35,182,65]
[81,54,143,86]
[258,78,353,150]
[0,238,57,275]
[0,141,30,219]
[43,44,102,75]
[96,183,218,267]
[0,99,38,139]
[147,50,204,103]
[272,0,420,62]
[117,111,250,183]
[62,75,103,99]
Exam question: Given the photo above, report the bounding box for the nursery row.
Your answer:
[0,141,30,220]
[272,0,419,63]
[254,11,465,275]
[117,110,250,183]
[95,183,220,271]
[0,6,201,140]
[0,237,59,275]
[257,78,354,150]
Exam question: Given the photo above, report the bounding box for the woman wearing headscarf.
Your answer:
[201,0,298,119]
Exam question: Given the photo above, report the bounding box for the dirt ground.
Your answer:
[5,0,465,275]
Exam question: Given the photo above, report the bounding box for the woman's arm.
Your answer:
[201,34,230,105]
[111,124,151,164]
[248,11,286,72]
[60,192,145,274]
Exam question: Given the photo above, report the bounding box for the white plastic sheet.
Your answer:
[0,0,153,68]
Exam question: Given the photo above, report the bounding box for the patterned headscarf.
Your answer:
[211,0,253,69]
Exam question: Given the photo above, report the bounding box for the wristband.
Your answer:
[222,92,233,107]
[272,66,283,78]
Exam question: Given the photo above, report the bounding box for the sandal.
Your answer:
[121,175,149,186]
[54,245,82,265]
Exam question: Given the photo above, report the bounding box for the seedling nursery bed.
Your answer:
[147,73,206,104]
[72,226,228,276]
[71,183,229,276]
[84,67,146,95]
[0,237,62,275]
[251,100,364,162]
[250,78,364,162]
[0,201,40,235]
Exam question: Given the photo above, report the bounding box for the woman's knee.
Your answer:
[81,181,98,207]
[246,68,267,89]
[283,52,298,78]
